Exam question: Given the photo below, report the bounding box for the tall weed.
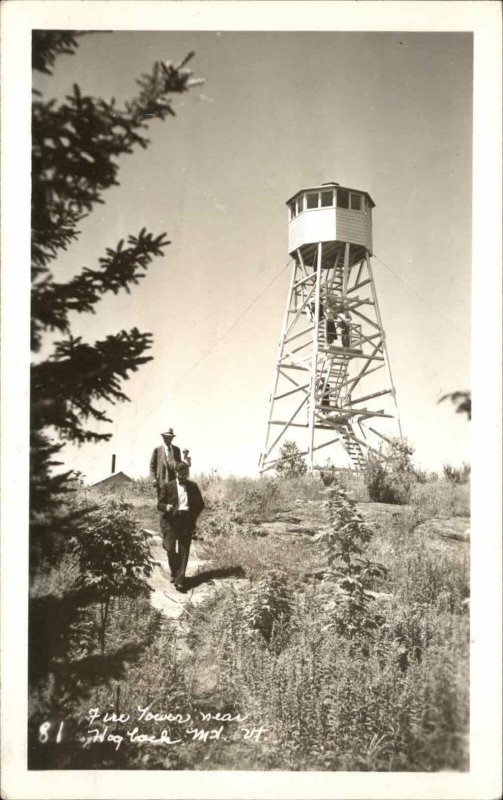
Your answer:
[209,582,469,771]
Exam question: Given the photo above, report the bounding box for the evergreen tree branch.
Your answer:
[29,31,202,572]
[31,229,170,350]
[32,41,202,278]
[32,30,85,75]
[32,328,153,442]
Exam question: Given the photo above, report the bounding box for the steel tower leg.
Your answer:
[365,253,403,438]
[307,244,322,470]
[259,259,297,470]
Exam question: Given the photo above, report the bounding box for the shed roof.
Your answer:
[92,470,134,488]
[286,183,375,208]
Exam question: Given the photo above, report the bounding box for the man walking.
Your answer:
[149,428,191,497]
[157,461,204,592]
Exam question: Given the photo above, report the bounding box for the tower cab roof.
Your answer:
[286,182,375,209]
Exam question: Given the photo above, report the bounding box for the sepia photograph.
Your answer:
[1,2,501,799]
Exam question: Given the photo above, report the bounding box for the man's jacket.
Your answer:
[157,479,205,534]
[149,444,182,486]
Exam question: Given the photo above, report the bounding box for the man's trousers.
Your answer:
[161,512,193,586]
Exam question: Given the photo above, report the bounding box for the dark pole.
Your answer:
[111,454,116,474]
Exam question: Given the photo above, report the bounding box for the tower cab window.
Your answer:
[350,193,362,210]
[290,189,366,218]
[337,190,349,209]
[321,190,334,207]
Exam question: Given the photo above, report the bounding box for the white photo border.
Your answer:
[1,2,501,799]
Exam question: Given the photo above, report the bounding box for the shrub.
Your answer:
[364,438,417,504]
[70,498,156,652]
[443,462,470,484]
[275,440,307,478]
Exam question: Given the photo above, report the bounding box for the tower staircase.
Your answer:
[316,350,349,400]
[337,422,366,470]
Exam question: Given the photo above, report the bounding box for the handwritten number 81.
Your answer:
[38,721,64,743]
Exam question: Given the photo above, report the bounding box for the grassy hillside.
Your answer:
[28,473,469,771]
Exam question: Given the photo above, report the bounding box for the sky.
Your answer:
[34,30,473,482]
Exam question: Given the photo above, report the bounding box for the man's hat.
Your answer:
[161,428,176,437]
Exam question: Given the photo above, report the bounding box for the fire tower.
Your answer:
[259,182,402,473]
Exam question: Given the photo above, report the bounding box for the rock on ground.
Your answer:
[414,517,470,543]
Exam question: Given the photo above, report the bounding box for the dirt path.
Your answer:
[143,528,226,700]
[143,529,215,622]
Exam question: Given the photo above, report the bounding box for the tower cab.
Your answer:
[287,182,374,266]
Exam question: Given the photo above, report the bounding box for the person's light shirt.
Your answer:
[176,479,189,511]
[164,443,174,463]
